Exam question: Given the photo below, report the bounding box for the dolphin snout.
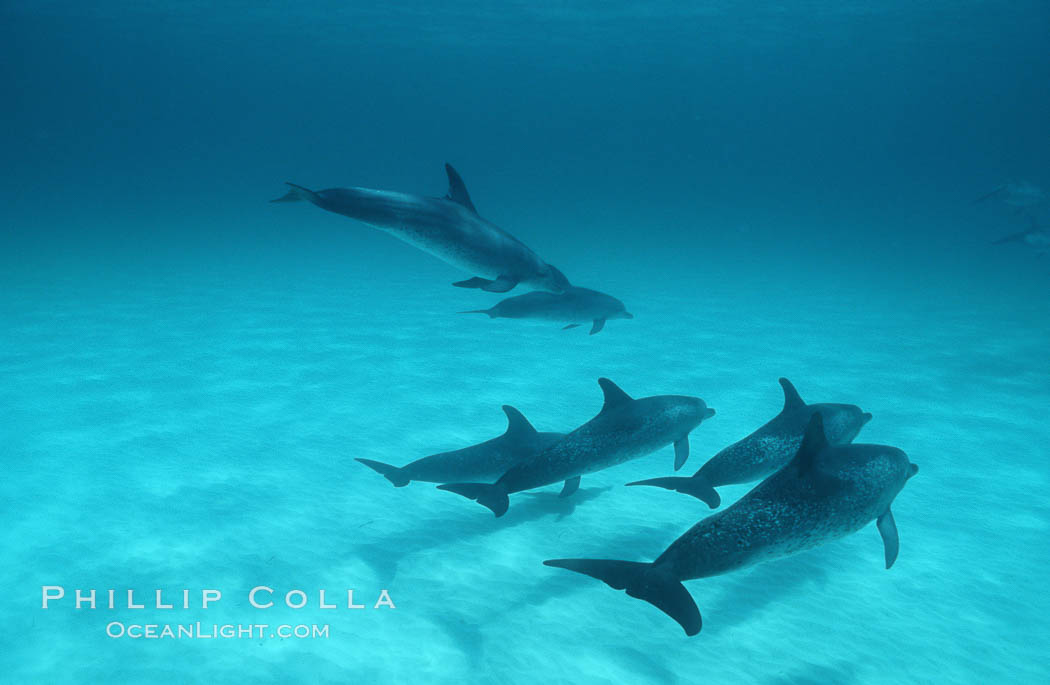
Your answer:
[861,412,873,424]
[907,463,919,479]
[623,312,634,319]
[704,408,716,419]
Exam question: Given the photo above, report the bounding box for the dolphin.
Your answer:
[973,180,1046,209]
[991,214,1049,257]
[356,405,563,487]
[545,413,918,636]
[272,164,570,293]
[627,378,871,508]
[460,286,634,334]
[437,378,715,517]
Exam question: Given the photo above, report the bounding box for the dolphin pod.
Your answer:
[437,378,715,517]
[545,413,918,635]
[626,378,872,507]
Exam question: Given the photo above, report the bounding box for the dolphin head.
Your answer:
[607,296,634,320]
[814,403,872,445]
[657,395,716,434]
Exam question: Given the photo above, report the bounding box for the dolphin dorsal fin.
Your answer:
[598,378,633,412]
[779,378,805,413]
[502,405,538,437]
[793,413,829,476]
[444,163,477,213]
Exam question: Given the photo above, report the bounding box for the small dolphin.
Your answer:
[627,378,871,508]
[356,406,563,487]
[437,378,715,517]
[991,214,1049,257]
[272,164,570,293]
[545,413,918,636]
[460,286,633,335]
[973,181,1046,209]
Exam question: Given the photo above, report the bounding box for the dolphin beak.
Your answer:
[908,463,919,479]
[704,408,716,419]
[861,412,873,424]
[623,312,634,319]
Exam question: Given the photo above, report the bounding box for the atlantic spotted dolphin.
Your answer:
[628,378,871,508]
[460,286,634,334]
[973,180,1046,209]
[438,379,715,517]
[356,406,563,487]
[992,214,1049,256]
[272,164,570,293]
[546,413,917,635]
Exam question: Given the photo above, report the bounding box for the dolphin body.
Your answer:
[545,413,917,636]
[627,378,871,508]
[437,378,715,517]
[460,286,634,334]
[973,181,1047,209]
[355,406,563,487]
[272,164,570,293]
[991,215,1049,257]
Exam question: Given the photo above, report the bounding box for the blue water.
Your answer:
[3,2,1049,683]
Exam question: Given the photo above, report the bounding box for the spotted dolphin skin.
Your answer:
[627,378,871,508]
[460,286,633,334]
[356,406,563,487]
[545,413,917,636]
[272,164,570,293]
[437,378,715,517]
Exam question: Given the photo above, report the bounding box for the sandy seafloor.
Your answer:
[1,219,1049,684]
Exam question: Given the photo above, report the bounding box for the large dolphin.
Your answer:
[991,214,1049,256]
[437,378,715,517]
[356,405,563,487]
[460,286,633,334]
[627,378,871,508]
[272,164,570,293]
[545,413,918,635]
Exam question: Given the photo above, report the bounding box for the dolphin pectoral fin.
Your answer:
[559,476,581,498]
[673,437,690,471]
[562,323,581,330]
[451,275,518,292]
[589,319,606,335]
[543,559,702,636]
[626,474,721,509]
[877,508,900,569]
[452,277,492,289]
[481,275,518,292]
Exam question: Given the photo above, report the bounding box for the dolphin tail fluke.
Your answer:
[271,183,321,204]
[543,559,701,636]
[625,474,721,509]
[355,458,410,487]
[436,482,510,517]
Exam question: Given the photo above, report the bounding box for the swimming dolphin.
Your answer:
[459,286,634,334]
[272,164,570,293]
[437,378,715,517]
[356,405,564,487]
[973,181,1046,209]
[545,413,917,636]
[627,378,871,508]
[991,214,1049,256]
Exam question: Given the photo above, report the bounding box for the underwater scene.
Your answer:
[2,1,1049,683]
